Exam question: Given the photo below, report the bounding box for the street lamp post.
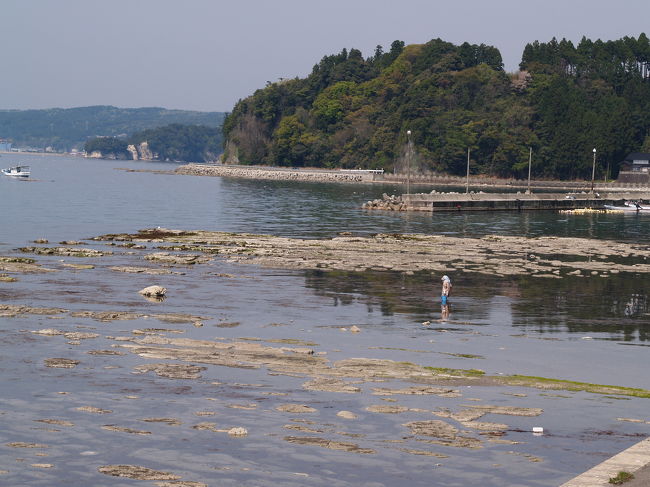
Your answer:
[527,147,532,194]
[465,147,470,194]
[591,148,597,193]
[406,130,411,202]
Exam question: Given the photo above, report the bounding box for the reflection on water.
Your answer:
[304,269,650,341]
[440,304,450,321]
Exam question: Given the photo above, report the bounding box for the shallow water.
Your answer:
[1,155,649,486]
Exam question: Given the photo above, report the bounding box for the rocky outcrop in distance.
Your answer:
[127,142,155,161]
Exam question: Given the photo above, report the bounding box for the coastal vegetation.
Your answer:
[0,105,224,152]
[609,471,635,485]
[223,35,650,180]
[84,124,222,162]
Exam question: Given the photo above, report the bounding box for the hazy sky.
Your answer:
[2,0,648,113]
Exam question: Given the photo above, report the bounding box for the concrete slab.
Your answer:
[560,437,650,486]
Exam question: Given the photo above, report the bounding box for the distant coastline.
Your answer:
[0,150,68,157]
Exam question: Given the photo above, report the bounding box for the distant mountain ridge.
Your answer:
[0,105,226,151]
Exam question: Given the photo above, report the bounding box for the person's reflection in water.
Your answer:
[440,304,450,321]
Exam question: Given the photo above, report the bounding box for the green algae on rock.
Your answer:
[500,375,650,398]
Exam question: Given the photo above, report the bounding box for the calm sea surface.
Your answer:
[1,154,649,486]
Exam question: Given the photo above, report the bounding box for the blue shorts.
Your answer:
[441,295,447,305]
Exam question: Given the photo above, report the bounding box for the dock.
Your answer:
[364,192,650,212]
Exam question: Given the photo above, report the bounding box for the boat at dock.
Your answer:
[603,202,650,212]
[1,165,30,178]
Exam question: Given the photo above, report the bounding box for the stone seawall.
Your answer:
[364,192,650,212]
[175,163,377,183]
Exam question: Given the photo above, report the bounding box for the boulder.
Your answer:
[138,285,167,298]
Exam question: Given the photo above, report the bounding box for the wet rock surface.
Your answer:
[133,363,206,379]
[98,465,180,480]
[19,246,109,258]
[91,228,650,278]
[111,266,176,275]
[276,404,317,413]
[44,358,80,368]
[0,256,56,274]
[284,436,375,454]
[101,425,152,435]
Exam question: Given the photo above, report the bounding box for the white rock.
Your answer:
[138,285,167,297]
[337,411,358,419]
[228,427,248,437]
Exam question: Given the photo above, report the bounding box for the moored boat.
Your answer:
[1,165,30,178]
[603,201,650,212]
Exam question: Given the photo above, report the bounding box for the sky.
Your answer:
[2,0,649,113]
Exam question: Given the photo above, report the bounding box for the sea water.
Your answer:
[1,154,649,486]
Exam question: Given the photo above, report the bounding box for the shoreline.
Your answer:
[175,162,650,192]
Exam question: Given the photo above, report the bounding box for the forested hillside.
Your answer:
[84,124,221,162]
[0,106,225,152]
[223,35,650,179]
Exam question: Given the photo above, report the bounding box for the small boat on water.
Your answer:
[1,165,30,178]
[603,201,650,212]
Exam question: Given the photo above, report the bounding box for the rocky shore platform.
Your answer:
[3,228,650,485]
[90,227,650,279]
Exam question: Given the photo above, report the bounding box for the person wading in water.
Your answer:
[441,275,452,305]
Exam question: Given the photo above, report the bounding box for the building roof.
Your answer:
[624,152,650,162]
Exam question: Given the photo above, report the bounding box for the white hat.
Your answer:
[441,275,450,281]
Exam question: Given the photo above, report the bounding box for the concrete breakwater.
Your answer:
[175,163,383,183]
[364,191,650,212]
[175,163,650,194]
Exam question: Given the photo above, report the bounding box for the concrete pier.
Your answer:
[364,192,650,212]
[560,437,650,487]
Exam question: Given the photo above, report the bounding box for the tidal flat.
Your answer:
[1,226,650,486]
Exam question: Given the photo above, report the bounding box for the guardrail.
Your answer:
[340,169,385,174]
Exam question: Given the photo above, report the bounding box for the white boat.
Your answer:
[604,201,650,212]
[1,165,30,178]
